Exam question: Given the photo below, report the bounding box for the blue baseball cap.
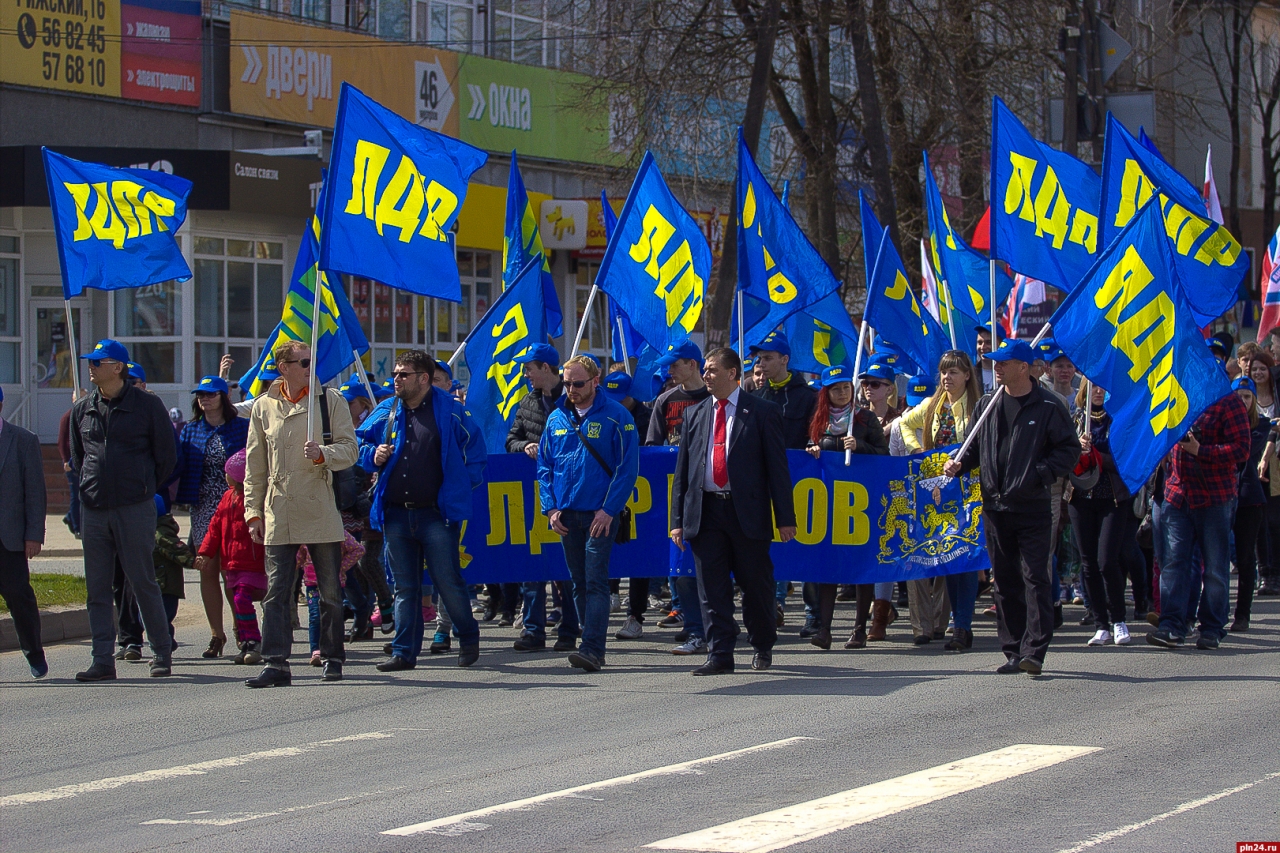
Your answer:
[820,365,853,387]
[974,321,1003,339]
[127,362,146,383]
[450,379,464,393]
[1208,337,1230,357]
[657,338,703,367]
[0,386,4,402]
[1233,376,1258,395]
[986,339,1037,364]
[858,361,897,384]
[192,375,228,395]
[376,377,395,399]
[513,342,561,368]
[905,374,936,406]
[1035,337,1058,357]
[601,371,633,401]
[748,331,791,357]
[82,339,130,363]
[338,373,371,402]
[435,360,453,381]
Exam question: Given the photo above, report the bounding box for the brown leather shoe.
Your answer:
[868,600,891,641]
[811,626,832,650]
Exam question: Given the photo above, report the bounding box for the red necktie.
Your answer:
[713,398,729,489]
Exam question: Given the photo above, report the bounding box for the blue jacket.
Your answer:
[537,392,639,517]
[356,387,487,529]
[173,415,250,505]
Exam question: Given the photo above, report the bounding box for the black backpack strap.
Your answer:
[317,388,332,444]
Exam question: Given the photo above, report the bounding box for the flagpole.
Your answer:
[948,323,1053,472]
[942,280,958,350]
[63,298,82,401]
[736,289,745,387]
[615,314,631,375]
[844,319,870,466]
[989,258,998,344]
[306,273,323,444]
[448,342,466,370]
[570,284,598,359]
[353,349,376,402]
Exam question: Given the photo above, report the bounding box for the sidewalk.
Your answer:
[41,508,192,558]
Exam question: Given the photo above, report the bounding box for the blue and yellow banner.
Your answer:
[503,151,563,337]
[990,97,1101,295]
[782,292,857,375]
[600,190,663,401]
[923,151,1013,327]
[735,130,842,345]
[861,191,948,378]
[320,83,487,301]
[595,152,710,351]
[457,447,989,583]
[1050,200,1231,493]
[463,256,548,455]
[43,148,192,299]
[1100,113,1247,328]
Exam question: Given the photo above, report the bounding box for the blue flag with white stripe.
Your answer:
[1050,200,1231,492]
[43,148,192,299]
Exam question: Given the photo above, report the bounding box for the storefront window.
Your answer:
[192,236,286,379]
[574,257,608,355]
[0,242,19,384]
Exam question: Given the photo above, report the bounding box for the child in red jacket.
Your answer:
[196,449,267,664]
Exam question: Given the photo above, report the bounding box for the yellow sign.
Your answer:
[1,0,121,97]
[230,11,458,133]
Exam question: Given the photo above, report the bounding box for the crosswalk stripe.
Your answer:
[645,744,1100,853]
[382,737,816,837]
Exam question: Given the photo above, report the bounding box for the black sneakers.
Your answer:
[75,663,117,682]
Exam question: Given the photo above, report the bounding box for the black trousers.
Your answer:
[1234,502,1265,623]
[986,508,1055,664]
[0,547,44,665]
[113,558,144,648]
[690,495,777,662]
[1068,497,1129,631]
[609,577,651,619]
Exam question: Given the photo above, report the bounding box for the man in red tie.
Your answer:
[670,348,796,674]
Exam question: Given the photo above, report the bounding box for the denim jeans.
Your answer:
[383,505,478,664]
[519,580,580,641]
[672,575,704,639]
[946,570,979,632]
[559,509,618,660]
[306,585,321,652]
[262,541,344,670]
[1159,500,1233,642]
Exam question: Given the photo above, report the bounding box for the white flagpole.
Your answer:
[736,289,745,387]
[943,280,959,351]
[989,258,998,347]
[306,273,323,444]
[353,349,376,402]
[570,284,598,359]
[844,319,870,466]
[63,299,82,401]
[615,314,631,375]
[448,342,466,369]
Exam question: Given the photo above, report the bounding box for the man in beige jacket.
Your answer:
[243,341,358,687]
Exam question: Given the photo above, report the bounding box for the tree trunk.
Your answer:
[845,0,901,256]
[945,0,989,236]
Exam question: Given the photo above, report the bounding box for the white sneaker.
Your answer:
[672,637,707,655]
[615,615,644,640]
[1087,629,1112,646]
[1113,622,1131,645]
[610,594,623,613]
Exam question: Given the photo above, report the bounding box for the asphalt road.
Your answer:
[2,591,1277,853]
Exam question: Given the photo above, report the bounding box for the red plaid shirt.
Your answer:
[1164,393,1251,509]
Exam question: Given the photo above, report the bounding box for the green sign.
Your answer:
[457,55,618,166]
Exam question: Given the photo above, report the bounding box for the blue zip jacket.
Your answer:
[356,387,487,529]
[173,415,250,505]
[537,392,639,517]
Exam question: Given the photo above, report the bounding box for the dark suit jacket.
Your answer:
[671,392,795,540]
[0,420,46,552]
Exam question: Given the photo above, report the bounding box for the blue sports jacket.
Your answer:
[356,387,487,529]
[537,392,639,517]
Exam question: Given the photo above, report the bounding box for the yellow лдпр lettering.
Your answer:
[63,180,176,249]
[344,139,457,244]
[627,204,703,334]
[485,481,526,547]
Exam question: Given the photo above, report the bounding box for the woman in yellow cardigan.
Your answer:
[897,350,983,650]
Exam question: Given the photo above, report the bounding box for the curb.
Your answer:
[37,550,83,559]
[0,608,91,651]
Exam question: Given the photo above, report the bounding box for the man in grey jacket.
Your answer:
[0,386,48,679]
[69,340,177,681]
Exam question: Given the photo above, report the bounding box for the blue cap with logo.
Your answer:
[748,330,791,357]
[657,338,703,367]
[377,377,395,399]
[338,373,372,402]
[192,375,228,395]
[986,339,1037,364]
[820,365,853,387]
[1208,336,1230,357]
[602,371,633,401]
[858,361,897,384]
[82,339,130,363]
[905,374,936,406]
[435,360,453,381]
[513,342,561,368]
[126,362,146,383]
[1232,376,1257,395]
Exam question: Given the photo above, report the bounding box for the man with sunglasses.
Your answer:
[243,341,358,687]
[69,340,177,681]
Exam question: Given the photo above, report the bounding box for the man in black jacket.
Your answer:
[69,340,177,681]
[945,339,1079,675]
[504,343,580,650]
[671,348,796,674]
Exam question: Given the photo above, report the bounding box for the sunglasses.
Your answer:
[279,358,311,369]
[88,358,120,367]
[195,391,221,398]
[861,380,890,389]
[565,379,592,389]
[392,371,425,381]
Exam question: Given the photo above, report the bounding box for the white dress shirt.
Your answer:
[703,387,739,493]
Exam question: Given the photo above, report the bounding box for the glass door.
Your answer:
[29,300,87,442]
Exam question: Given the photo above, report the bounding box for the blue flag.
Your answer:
[240,213,371,398]
[595,152,709,351]
[463,257,548,454]
[600,191,662,402]
[782,292,858,375]
[734,130,842,344]
[860,191,948,379]
[320,83,487,301]
[1100,113,1247,327]
[1050,200,1231,493]
[990,97,1101,294]
[923,151,1014,327]
[504,152,563,337]
[43,148,192,299]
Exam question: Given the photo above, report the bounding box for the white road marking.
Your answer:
[646,744,1100,853]
[1052,771,1280,853]
[141,788,402,827]
[0,732,394,807]
[382,736,816,837]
